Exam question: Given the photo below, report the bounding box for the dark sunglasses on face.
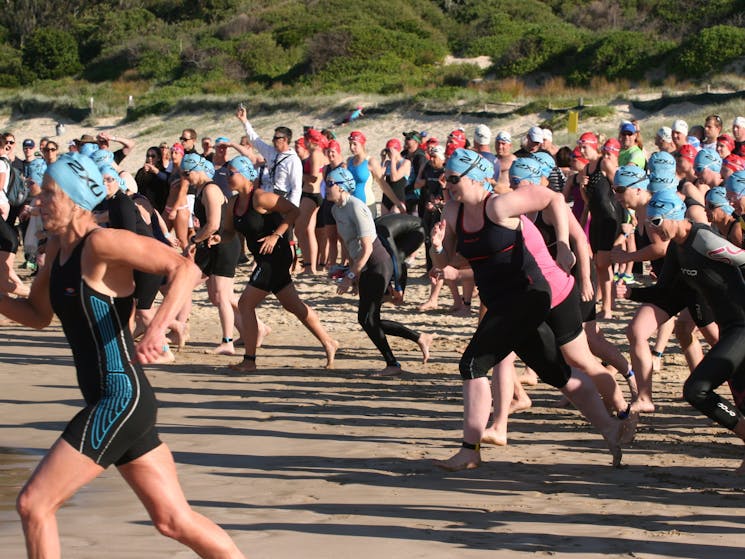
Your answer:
[446,158,482,185]
[179,136,192,142]
[272,136,287,142]
[43,147,57,152]
[5,140,14,144]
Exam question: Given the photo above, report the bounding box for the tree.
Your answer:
[22,27,82,80]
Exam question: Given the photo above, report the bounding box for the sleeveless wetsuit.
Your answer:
[232,191,293,294]
[584,162,622,252]
[382,161,407,211]
[51,233,161,467]
[455,196,573,387]
[347,157,370,205]
[193,183,241,278]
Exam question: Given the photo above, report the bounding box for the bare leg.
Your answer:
[595,250,613,319]
[435,377,491,471]
[627,304,669,413]
[17,438,105,559]
[652,317,675,372]
[206,275,236,355]
[482,354,515,446]
[418,275,443,311]
[229,286,266,372]
[510,370,533,414]
[118,444,245,558]
[296,199,320,275]
[276,284,339,369]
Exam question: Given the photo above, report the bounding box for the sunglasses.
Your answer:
[612,186,628,194]
[179,136,193,142]
[272,136,287,142]
[43,147,58,152]
[5,140,15,144]
[445,157,482,185]
[146,153,157,158]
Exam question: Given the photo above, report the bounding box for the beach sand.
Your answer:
[2,107,745,557]
[2,251,745,558]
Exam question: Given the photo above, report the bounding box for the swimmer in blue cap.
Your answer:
[0,156,246,557]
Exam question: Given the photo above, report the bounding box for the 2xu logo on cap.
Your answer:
[67,158,104,198]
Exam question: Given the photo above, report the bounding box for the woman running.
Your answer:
[0,153,245,557]
[326,166,434,376]
[223,156,338,372]
[430,151,630,471]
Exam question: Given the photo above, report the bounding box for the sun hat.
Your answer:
[45,153,105,211]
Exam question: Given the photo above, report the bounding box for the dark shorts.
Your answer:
[546,284,584,346]
[652,285,715,328]
[0,217,18,253]
[589,213,621,252]
[133,270,163,310]
[317,198,336,228]
[194,235,241,278]
[248,247,293,294]
[301,191,322,208]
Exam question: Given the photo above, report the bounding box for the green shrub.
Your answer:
[674,25,745,77]
[22,28,82,80]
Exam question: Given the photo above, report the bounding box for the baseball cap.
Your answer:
[614,165,649,190]
[656,127,673,143]
[578,132,599,148]
[326,166,356,193]
[724,154,745,173]
[527,126,544,143]
[676,144,698,164]
[403,130,422,144]
[45,153,106,211]
[705,186,734,214]
[694,148,722,173]
[542,129,553,143]
[619,122,636,135]
[495,131,512,144]
[647,189,686,221]
[228,155,258,181]
[672,119,689,134]
[445,148,495,184]
[348,130,367,144]
[725,170,745,197]
[602,138,621,153]
[508,157,543,186]
[474,124,491,145]
[530,151,555,178]
[385,138,402,152]
[22,139,34,149]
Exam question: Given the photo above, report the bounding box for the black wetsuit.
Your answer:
[107,190,162,310]
[584,162,622,252]
[232,191,293,294]
[455,197,573,387]
[51,233,161,467]
[375,213,425,294]
[193,183,241,278]
[657,224,745,421]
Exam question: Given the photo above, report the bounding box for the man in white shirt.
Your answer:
[235,107,302,207]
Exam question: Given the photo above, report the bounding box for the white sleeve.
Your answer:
[243,120,276,163]
[285,154,303,207]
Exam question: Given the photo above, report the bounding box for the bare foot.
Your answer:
[417,333,437,364]
[450,305,472,317]
[228,357,257,373]
[481,426,507,446]
[372,365,403,377]
[418,300,438,312]
[518,369,539,386]
[256,322,272,348]
[599,423,623,468]
[324,339,339,369]
[630,398,655,414]
[509,394,532,415]
[169,322,189,352]
[434,448,481,471]
[206,341,235,355]
[597,310,613,321]
[620,409,639,445]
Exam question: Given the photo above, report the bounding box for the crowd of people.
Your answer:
[2,109,745,555]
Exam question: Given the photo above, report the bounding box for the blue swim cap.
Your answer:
[79,142,99,158]
[99,164,126,191]
[27,158,47,186]
[228,156,257,181]
[647,151,676,177]
[181,153,213,177]
[90,149,114,168]
[687,136,701,149]
[614,165,649,190]
[725,170,745,197]
[694,148,722,173]
[530,151,555,178]
[647,189,686,221]
[508,157,543,186]
[445,148,495,184]
[215,136,230,145]
[45,153,106,211]
[705,186,734,214]
[326,166,356,193]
